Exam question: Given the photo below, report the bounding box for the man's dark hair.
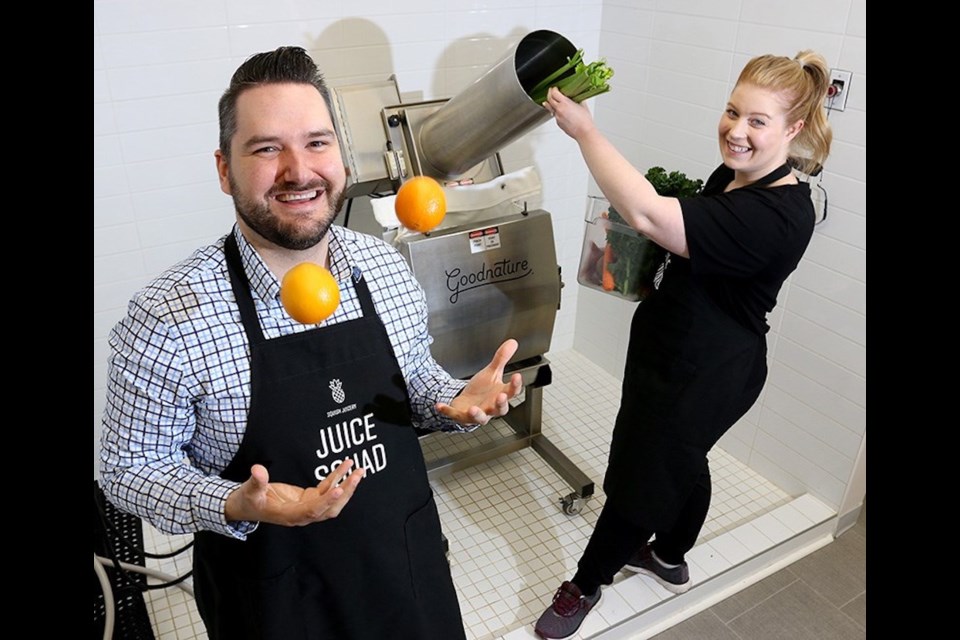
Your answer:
[218,46,334,160]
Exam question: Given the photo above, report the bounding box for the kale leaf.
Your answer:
[603,167,703,299]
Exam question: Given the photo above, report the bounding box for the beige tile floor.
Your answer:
[107,349,845,640]
[647,500,865,640]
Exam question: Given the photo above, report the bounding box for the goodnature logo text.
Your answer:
[445,258,532,303]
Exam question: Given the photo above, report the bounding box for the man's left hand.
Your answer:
[436,339,523,425]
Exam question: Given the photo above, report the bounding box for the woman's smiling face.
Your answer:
[718,82,802,182]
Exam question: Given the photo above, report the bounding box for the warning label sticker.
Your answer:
[469,227,501,253]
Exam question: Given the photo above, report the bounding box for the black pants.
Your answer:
[572,459,712,596]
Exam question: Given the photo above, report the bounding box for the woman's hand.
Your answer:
[543,86,598,140]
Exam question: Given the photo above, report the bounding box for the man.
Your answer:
[99,45,523,640]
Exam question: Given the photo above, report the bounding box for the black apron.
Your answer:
[193,234,466,640]
[603,164,790,531]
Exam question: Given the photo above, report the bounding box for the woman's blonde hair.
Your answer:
[737,50,834,175]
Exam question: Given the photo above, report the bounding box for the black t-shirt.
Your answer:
[677,164,815,335]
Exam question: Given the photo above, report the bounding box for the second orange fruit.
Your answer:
[394,175,447,233]
[280,262,340,324]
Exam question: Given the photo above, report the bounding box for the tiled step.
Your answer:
[500,494,837,640]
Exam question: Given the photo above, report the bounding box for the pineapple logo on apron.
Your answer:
[315,379,388,482]
[329,379,346,403]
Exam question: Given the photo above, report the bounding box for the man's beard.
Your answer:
[231,177,346,251]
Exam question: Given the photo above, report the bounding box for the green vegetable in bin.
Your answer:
[643,167,705,199]
[602,168,704,299]
[528,49,614,105]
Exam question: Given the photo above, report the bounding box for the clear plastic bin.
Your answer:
[577,196,666,302]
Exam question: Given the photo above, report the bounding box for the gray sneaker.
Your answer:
[624,543,691,594]
[534,581,602,639]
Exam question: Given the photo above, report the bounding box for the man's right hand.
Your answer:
[224,459,365,526]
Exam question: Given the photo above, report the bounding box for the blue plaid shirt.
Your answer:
[99,224,469,539]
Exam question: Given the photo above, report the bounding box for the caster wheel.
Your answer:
[560,493,583,515]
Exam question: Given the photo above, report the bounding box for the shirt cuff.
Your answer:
[196,477,258,539]
[438,378,481,433]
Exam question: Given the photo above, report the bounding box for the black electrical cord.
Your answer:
[787,152,828,225]
[808,94,840,226]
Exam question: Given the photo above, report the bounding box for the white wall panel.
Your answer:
[656,0,741,20]
[774,338,866,408]
[94,194,136,229]
[228,21,342,56]
[791,261,866,315]
[652,13,738,50]
[94,165,131,200]
[601,31,652,67]
[120,124,217,163]
[786,286,866,345]
[142,238,233,278]
[831,106,866,148]
[106,60,234,101]
[601,5,654,37]
[740,0,851,33]
[94,136,124,168]
[816,212,865,259]
[763,384,858,456]
[752,430,846,508]
[646,65,728,109]
[766,367,865,437]
[94,0,228,34]
[112,93,220,132]
[802,233,866,281]
[93,68,111,105]
[824,140,867,183]
[100,28,231,67]
[94,102,116,137]
[94,223,140,258]
[780,312,866,379]
[837,34,866,74]
[649,41,734,81]
[95,252,148,290]
[848,0,866,37]
[760,409,852,484]
[735,24,843,63]
[124,155,218,193]
[225,0,340,24]
[821,173,866,222]
[131,183,228,223]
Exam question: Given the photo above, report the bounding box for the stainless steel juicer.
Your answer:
[329,30,593,514]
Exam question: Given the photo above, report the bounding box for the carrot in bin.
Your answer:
[602,244,615,291]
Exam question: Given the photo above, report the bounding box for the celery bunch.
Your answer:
[528,49,614,105]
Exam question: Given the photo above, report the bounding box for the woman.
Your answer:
[534,50,833,639]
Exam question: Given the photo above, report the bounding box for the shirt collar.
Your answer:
[230,224,354,303]
[231,225,278,303]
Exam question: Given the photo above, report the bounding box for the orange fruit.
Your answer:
[394,175,446,233]
[280,262,340,324]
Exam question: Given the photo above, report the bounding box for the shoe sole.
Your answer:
[534,590,603,640]
[623,564,691,595]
